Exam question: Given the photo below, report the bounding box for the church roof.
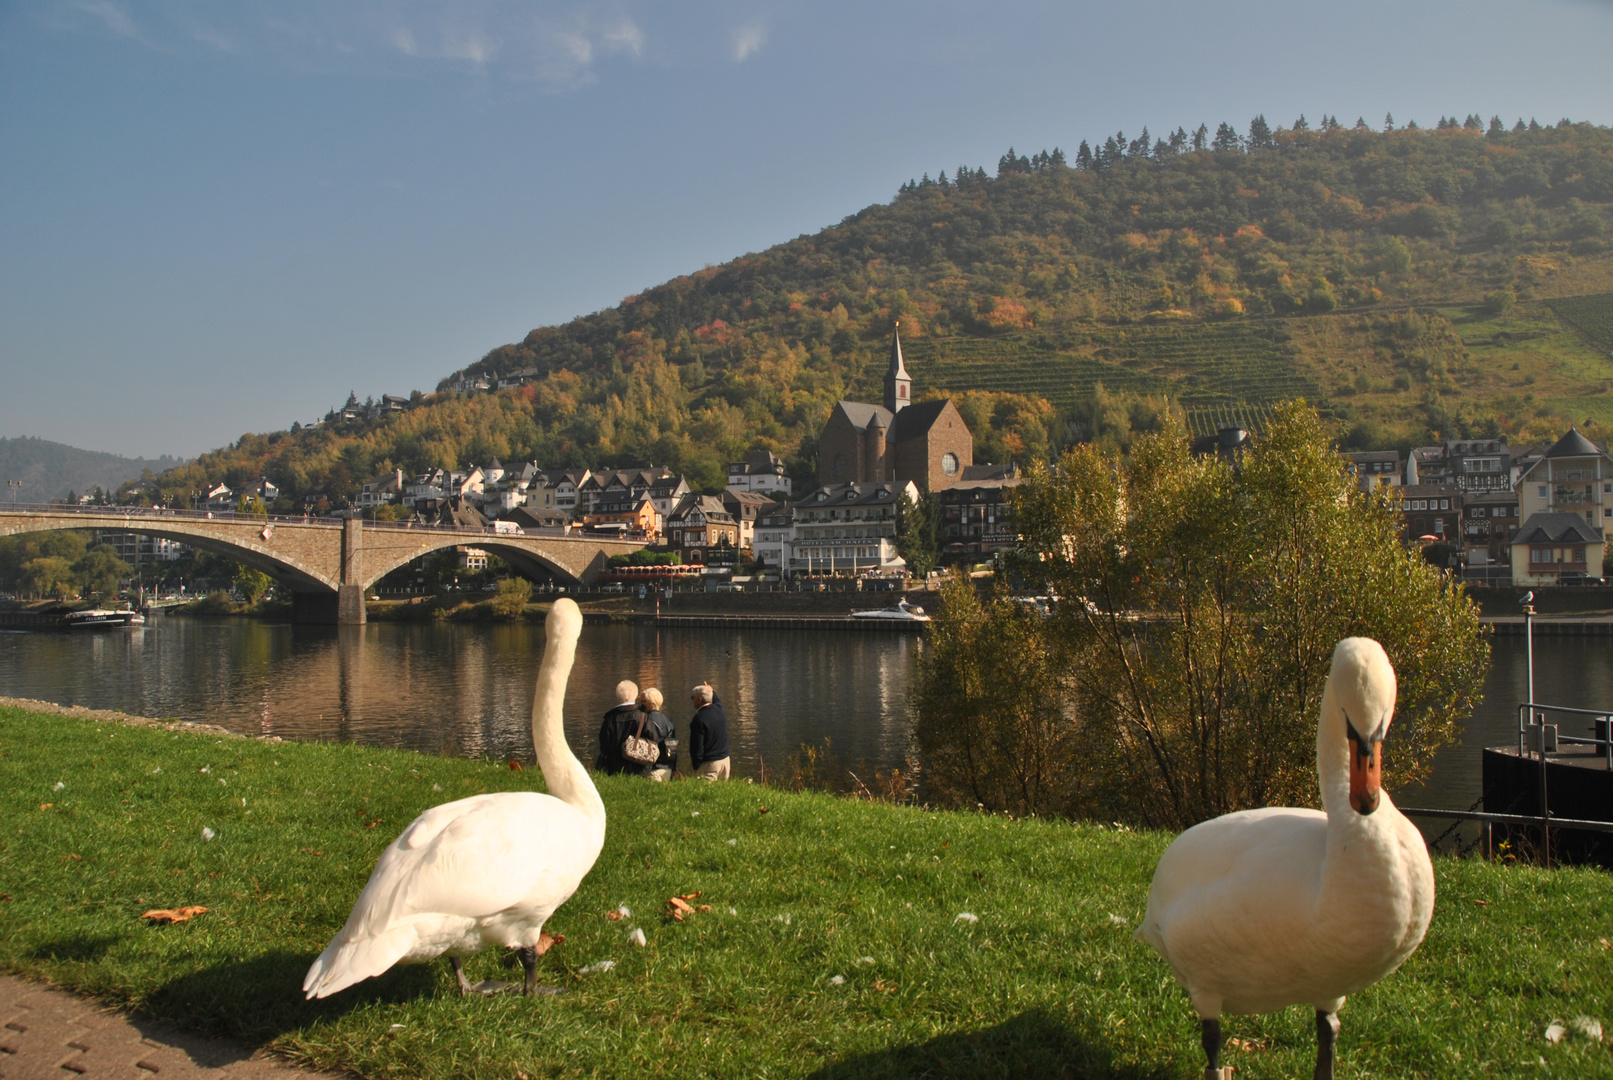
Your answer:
[890,399,954,442]
[1545,427,1605,459]
[888,324,910,382]
[834,400,894,431]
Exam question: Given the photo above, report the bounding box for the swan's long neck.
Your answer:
[531,607,605,825]
[1316,683,1352,819]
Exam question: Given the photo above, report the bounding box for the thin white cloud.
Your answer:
[732,23,765,62]
[77,1,138,39]
[390,26,418,56]
[600,18,644,58]
[190,24,236,52]
[442,30,499,65]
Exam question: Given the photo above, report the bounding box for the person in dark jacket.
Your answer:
[596,679,643,775]
[637,687,676,780]
[687,683,731,781]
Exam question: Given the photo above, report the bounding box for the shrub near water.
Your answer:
[918,402,1488,829]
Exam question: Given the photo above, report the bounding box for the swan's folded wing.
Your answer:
[344,793,577,938]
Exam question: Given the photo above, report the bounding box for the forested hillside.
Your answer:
[138,116,1613,506]
[0,437,185,505]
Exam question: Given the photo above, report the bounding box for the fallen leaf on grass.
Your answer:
[1473,899,1491,907]
[0,894,12,902]
[666,891,704,921]
[61,854,81,862]
[299,848,325,856]
[365,819,381,829]
[758,806,770,814]
[507,760,523,772]
[535,931,564,956]
[606,904,631,921]
[143,906,209,924]
[1228,1037,1268,1051]
[38,803,51,811]
[871,979,897,994]
[1601,938,1610,951]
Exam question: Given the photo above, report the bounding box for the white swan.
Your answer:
[303,598,604,999]
[1136,637,1434,1080]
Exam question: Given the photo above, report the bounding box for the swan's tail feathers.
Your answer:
[302,930,416,1000]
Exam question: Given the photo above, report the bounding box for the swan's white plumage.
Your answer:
[303,599,603,999]
[1136,637,1434,1019]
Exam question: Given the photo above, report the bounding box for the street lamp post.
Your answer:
[6,479,20,508]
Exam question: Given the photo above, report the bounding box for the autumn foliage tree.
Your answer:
[914,402,1488,828]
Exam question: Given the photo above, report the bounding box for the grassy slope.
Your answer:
[3,704,1612,1079]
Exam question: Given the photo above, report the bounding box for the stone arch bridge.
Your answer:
[0,506,645,624]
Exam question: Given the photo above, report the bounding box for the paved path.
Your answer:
[0,976,339,1080]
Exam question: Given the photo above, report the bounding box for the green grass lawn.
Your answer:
[3,704,1613,1079]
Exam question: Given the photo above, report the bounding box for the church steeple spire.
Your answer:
[883,322,911,414]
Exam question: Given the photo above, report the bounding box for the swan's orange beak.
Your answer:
[1347,721,1382,816]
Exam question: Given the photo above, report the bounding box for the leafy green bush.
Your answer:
[491,576,533,619]
[916,403,1488,828]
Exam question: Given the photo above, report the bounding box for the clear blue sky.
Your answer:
[3,0,1611,459]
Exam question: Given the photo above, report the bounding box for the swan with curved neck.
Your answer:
[303,598,604,998]
[1136,637,1434,1080]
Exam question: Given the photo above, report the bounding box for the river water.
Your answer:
[1,617,1607,827]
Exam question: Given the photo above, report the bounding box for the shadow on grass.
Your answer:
[806,1008,1173,1080]
[143,949,438,1045]
[27,934,124,963]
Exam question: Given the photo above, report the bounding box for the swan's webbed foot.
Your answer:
[517,945,564,997]
[450,955,519,996]
[1313,1009,1340,1080]
[1201,1017,1223,1080]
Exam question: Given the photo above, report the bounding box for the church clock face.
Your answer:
[941,452,959,476]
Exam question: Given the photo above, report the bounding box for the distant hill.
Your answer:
[128,116,1613,505]
[0,437,186,505]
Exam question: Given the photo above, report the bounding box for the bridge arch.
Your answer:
[0,512,339,592]
[357,533,598,591]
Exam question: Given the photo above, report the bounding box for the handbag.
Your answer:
[623,712,660,766]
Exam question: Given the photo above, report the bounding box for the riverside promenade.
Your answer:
[0,976,335,1080]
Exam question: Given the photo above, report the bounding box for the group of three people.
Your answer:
[596,679,730,780]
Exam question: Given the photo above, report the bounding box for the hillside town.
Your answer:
[74,329,1613,593]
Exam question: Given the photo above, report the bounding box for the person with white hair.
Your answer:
[687,682,731,781]
[595,679,642,775]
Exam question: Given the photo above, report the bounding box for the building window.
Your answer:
[941,452,959,476]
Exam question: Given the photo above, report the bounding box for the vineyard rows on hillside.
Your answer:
[908,322,1323,411]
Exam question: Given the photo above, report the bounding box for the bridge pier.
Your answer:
[339,518,366,625]
[338,584,366,625]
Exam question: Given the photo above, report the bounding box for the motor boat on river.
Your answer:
[851,599,930,622]
[64,608,145,630]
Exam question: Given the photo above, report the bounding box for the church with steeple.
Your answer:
[816,325,974,492]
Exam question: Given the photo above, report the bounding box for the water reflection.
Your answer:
[0,618,920,778]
